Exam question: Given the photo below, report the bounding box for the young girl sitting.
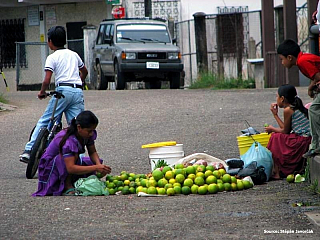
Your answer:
[265,84,311,180]
[32,110,111,196]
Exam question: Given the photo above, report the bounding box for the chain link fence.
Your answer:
[16,42,49,90]
[16,40,84,90]
[176,4,309,87]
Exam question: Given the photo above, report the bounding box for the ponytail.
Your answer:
[292,96,309,119]
[59,117,78,154]
[58,111,99,154]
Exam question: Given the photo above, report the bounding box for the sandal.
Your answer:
[62,188,78,196]
[270,176,282,181]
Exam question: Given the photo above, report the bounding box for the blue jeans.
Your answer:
[25,86,84,151]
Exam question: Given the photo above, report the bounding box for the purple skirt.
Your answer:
[32,156,101,197]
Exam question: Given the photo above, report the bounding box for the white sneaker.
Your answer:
[19,150,31,163]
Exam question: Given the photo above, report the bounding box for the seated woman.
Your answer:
[32,110,112,196]
[265,84,311,180]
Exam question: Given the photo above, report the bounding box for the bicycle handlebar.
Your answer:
[39,91,65,99]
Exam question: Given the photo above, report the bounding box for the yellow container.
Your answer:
[237,133,272,156]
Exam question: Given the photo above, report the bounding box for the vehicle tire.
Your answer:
[26,128,49,179]
[114,63,126,90]
[149,80,162,89]
[169,72,181,89]
[96,63,108,90]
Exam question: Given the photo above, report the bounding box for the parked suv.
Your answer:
[91,18,184,90]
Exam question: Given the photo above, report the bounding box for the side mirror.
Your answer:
[172,38,177,45]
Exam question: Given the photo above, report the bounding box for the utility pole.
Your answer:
[145,0,152,18]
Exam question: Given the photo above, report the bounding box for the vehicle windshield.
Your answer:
[116,24,170,43]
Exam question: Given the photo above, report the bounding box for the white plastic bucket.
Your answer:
[149,151,185,159]
[150,156,184,171]
[149,144,184,154]
[148,144,184,170]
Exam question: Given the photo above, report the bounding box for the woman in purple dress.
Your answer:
[32,110,112,196]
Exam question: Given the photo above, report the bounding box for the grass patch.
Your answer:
[0,94,8,104]
[302,158,310,182]
[189,73,255,90]
[303,159,320,194]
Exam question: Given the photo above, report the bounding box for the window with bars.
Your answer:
[0,18,26,69]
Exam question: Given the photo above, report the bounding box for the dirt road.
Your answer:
[0,88,319,239]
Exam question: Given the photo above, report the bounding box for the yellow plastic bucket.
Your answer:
[237,133,271,156]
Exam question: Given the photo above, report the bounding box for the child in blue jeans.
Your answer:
[20,26,88,163]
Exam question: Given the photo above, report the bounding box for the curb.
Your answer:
[0,103,17,111]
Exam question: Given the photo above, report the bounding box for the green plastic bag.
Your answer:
[74,175,109,196]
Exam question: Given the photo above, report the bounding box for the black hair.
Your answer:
[47,26,66,47]
[59,110,99,153]
[278,84,308,118]
[277,39,301,58]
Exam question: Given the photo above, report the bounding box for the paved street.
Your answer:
[1,88,319,239]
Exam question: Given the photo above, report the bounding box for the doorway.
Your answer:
[66,21,87,61]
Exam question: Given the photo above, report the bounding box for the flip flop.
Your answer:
[62,188,78,196]
[270,176,282,181]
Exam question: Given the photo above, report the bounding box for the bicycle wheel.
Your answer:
[28,126,36,141]
[26,128,49,179]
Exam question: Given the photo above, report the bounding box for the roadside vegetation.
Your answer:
[0,94,8,104]
[303,159,320,194]
[189,72,256,90]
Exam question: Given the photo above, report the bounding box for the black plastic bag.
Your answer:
[225,158,244,168]
[241,127,260,136]
[226,167,242,176]
[237,161,267,185]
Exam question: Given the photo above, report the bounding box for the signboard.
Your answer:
[46,6,57,25]
[28,6,39,26]
[106,0,121,4]
[112,7,125,19]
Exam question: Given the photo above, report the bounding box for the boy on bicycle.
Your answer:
[20,26,88,163]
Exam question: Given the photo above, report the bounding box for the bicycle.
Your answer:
[26,91,65,179]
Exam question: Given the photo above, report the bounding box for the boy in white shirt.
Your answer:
[20,26,88,163]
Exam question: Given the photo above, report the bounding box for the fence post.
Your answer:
[308,0,319,55]
[16,43,20,90]
[261,0,275,88]
[83,25,97,87]
[144,0,152,18]
[283,0,299,86]
[247,37,256,79]
[274,5,284,47]
[193,12,208,76]
[168,17,175,40]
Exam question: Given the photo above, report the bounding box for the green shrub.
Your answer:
[189,73,255,90]
[0,94,8,104]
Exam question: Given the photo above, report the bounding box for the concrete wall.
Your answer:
[0,1,111,93]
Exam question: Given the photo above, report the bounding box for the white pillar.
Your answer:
[39,5,47,80]
[83,25,97,85]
